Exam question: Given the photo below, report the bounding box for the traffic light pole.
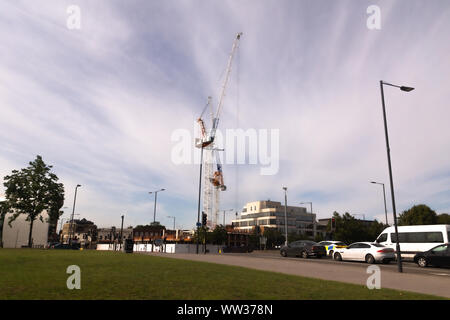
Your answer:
[204,226,207,254]
[196,147,204,254]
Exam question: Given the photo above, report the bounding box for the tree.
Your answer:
[314,233,324,242]
[398,204,437,226]
[437,214,450,224]
[329,212,387,244]
[263,228,285,249]
[3,156,65,247]
[210,225,227,245]
[287,232,309,243]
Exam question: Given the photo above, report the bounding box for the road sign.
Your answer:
[196,222,202,227]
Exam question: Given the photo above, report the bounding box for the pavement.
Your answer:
[141,250,450,298]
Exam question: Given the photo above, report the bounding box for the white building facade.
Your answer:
[1,211,50,248]
[232,200,318,237]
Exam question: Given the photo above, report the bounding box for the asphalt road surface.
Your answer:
[240,250,450,277]
[144,250,450,298]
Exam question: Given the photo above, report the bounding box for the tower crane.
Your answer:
[195,32,242,229]
[196,32,242,149]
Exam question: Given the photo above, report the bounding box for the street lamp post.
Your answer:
[283,187,288,246]
[196,147,204,254]
[119,215,124,250]
[299,202,313,236]
[167,216,176,230]
[221,209,234,226]
[299,202,313,216]
[149,189,165,224]
[379,80,414,273]
[58,206,68,242]
[59,218,66,242]
[371,181,388,225]
[69,184,81,246]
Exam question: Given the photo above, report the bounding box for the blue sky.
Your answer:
[1,0,449,228]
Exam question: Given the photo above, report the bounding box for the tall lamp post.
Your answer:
[167,216,176,230]
[57,206,68,242]
[119,215,124,250]
[69,184,81,246]
[299,201,313,236]
[282,187,288,246]
[149,189,165,224]
[370,181,388,225]
[221,209,234,226]
[379,80,414,273]
[196,146,204,254]
[299,202,312,216]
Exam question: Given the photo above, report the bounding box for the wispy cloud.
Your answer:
[1,0,449,229]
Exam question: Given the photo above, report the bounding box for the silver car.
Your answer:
[333,242,395,264]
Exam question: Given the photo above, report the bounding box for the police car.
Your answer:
[317,241,347,256]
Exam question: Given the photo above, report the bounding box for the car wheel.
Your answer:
[334,252,342,261]
[417,257,428,268]
[365,254,375,264]
[382,259,391,264]
[280,250,287,257]
[301,251,308,259]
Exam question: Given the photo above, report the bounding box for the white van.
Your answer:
[375,224,450,259]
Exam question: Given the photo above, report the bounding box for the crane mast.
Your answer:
[196,32,242,230]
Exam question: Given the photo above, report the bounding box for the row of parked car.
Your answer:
[280,240,450,268]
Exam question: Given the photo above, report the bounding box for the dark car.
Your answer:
[222,245,254,253]
[51,243,80,250]
[280,240,326,258]
[414,243,450,268]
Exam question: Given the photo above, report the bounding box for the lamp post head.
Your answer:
[282,187,287,191]
[76,184,81,188]
[400,86,414,92]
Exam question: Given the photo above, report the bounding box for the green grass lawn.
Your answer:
[0,249,444,300]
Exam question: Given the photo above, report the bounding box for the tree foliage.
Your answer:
[437,213,450,224]
[398,204,438,226]
[262,228,285,248]
[3,155,65,247]
[210,225,227,245]
[330,212,386,244]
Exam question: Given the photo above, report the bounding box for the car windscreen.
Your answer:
[371,243,384,247]
[335,242,346,246]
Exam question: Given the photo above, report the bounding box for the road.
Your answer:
[240,250,450,277]
[143,250,450,298]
